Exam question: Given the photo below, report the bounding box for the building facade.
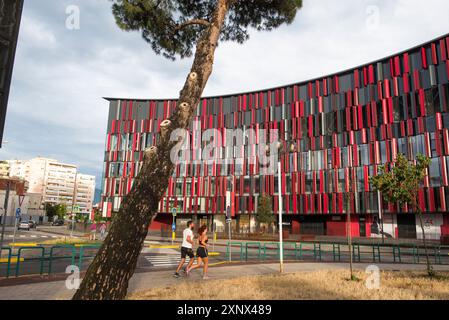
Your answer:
[0,177,46,225]
[7,157,95,215]
[74,174,96,215]
[101,34,449,240]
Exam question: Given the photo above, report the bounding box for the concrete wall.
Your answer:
[416,214,444,240]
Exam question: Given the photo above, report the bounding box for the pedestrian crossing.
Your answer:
[144,255,193,268]
[6,234,59,239]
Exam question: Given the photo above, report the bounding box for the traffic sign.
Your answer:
[18,195,25,206]
[15,208,21,219]
[226,218,232,224]
[73,205,80,213]
[171,208,177,217]
[172,223,176,231]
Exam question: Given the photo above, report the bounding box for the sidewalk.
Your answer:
[1,262,448,300]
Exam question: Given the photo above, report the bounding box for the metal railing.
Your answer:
[226,241,449,266]
[0,244,102,278]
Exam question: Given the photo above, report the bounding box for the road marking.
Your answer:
[0,257,24,263]
[144,255,189,267]
[7,235,13,238]
[149,244,179,249]
[19,235,26,238]
[41,236,48,238]
[51,236,58,238]
[30,235,37,238]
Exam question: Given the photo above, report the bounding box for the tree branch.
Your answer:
[173,19,210,32]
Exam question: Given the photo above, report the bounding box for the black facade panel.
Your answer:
[0,0,23,147]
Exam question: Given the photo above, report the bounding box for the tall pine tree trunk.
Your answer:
[73,0,232,300]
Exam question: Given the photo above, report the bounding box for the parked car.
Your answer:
[18,221,30,231]
[52,219,64,226]
[28,220,37,229]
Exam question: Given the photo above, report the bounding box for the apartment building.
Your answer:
[7,157,95,215]
[74,174,96,215]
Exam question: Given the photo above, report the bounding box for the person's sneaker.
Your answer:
[181,269,186,274]
[173,272,180,278]
[202,275,210,280]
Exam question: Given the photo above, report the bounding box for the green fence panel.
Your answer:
[15,247,45,277]
[352,244,361,262]
[48,245,76,275]
[392,245,401,263]
[245,242,262,261]
[296,243,303,260]
[282,242,297,259]
[294,243,301,260]
[314,243,322,261]
[78,245,102,269]
[332,243,341,262]
[297,242,315,259]
[262,242,280,260]
[372,244,381,263]
[413,245,420,264]
[226,242,244,261]
[434,246,441,265]
[1,247,12,278]
[398,244,419,264]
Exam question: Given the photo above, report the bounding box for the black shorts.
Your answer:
[181,247,194,259]
[196,247,208,259]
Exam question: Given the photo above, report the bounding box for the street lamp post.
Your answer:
[270,141,294,274]
[277,159,284,273]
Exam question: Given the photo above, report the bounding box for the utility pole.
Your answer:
[277,160,284,273]
[346,191,354,280]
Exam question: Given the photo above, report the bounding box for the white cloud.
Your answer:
[19,15,57,49]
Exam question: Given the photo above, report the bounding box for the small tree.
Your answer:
[45,203,67,220]
[256,194,274,232]
[45,203,57,220]
[370,153,433,276]
[55,204,67,220]
[94,213,103,224]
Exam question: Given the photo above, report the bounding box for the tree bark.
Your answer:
[73,0,232,300]
[417,210,434,276]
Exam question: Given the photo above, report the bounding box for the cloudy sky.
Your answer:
[1,0,449,190]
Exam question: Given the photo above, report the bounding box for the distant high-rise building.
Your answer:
[7,157,95,215]
[0,161,9,177]
[74,174,96,215]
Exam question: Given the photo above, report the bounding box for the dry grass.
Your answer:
[39,237,100,245]
[129,271,449,300]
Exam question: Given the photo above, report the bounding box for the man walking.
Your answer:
[174,220,195,278]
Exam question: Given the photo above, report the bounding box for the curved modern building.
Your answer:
[101,34,449,241]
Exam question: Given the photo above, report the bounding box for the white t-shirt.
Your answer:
[182,228,194,249]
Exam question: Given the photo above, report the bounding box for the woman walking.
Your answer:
[187,225,209,280]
